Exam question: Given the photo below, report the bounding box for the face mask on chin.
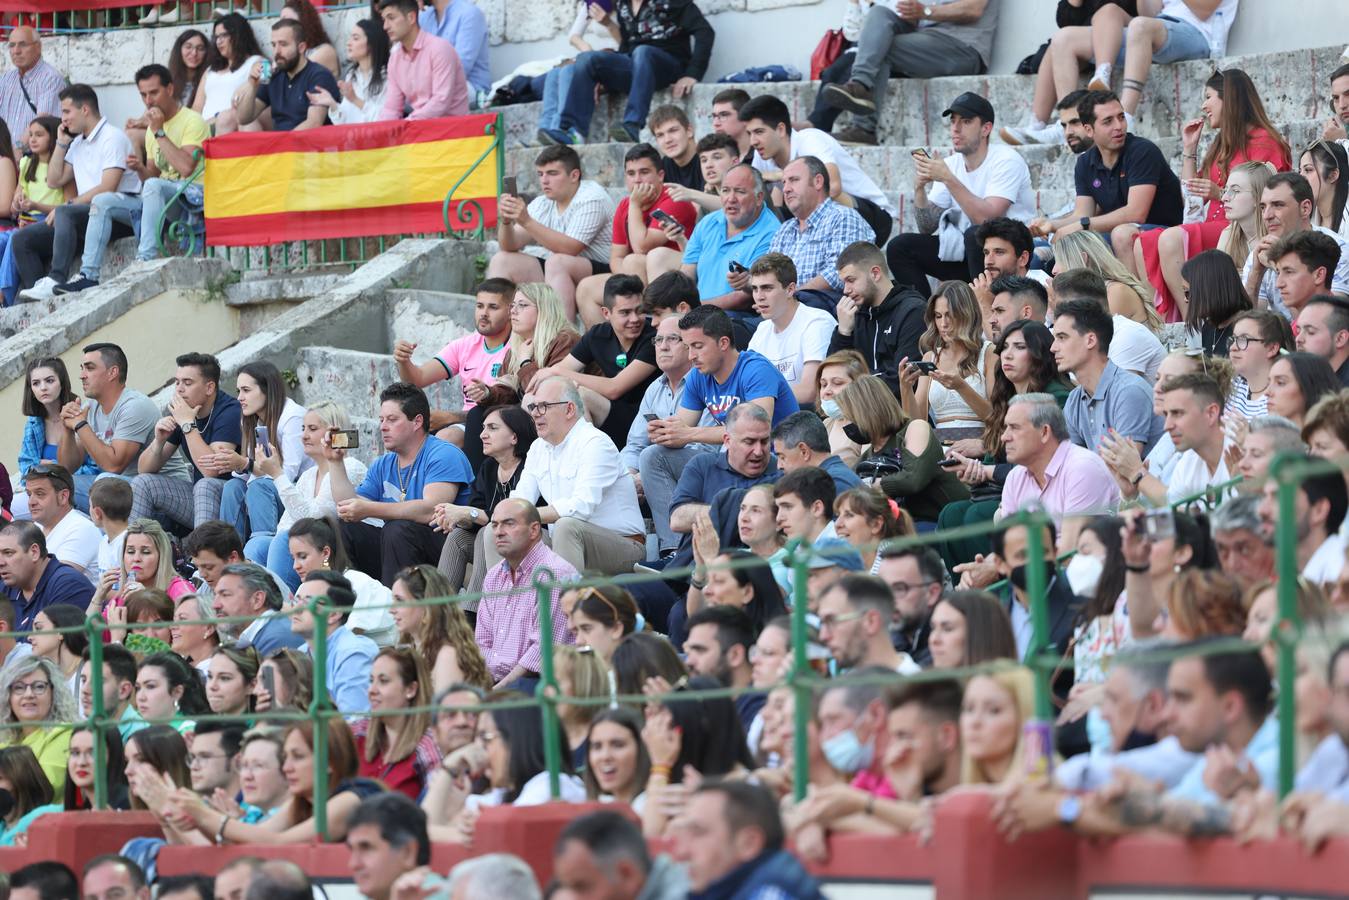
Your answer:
[820,398,842,419]
[821,727,875,775]
[843,423,869,445]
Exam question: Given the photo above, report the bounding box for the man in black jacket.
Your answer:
[831,240,926,394]
[543,0,715,145]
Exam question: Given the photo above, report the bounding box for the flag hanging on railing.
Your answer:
[202,113,500,247]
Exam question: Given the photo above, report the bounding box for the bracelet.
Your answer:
[1125,563,1150,573]
[215,814,231,845]
[1129,470,1145,487]
[649,765,672,779]
[689,577,707,591]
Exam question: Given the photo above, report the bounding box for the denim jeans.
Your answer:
[560,44,685,135]
[139,177,204,260]
[80,191,141,280]
[539,65,577,131]
[265,530,302,591]
[219,477,283,543]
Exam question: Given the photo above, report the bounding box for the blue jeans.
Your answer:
[539,65,577,131]
[1108,16,1211,66]
[80,191,142,280]
[219,477,283,544]
[0,230,17,306]
[140,177,204,260]
[72,471,128,514]
[250,529,301,592]
[560,45,685,135]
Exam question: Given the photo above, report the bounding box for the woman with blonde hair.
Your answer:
[0,656,77,791]
[1053,230,1162,332]
[900,281,997,444]
[89,519,193,622]
[959,666,1037,787]
[390,565,490,695]
[555,644,611,769]
[815,350,870,467]
[1217,161,1275,274]
[254,400,368,591]
[838,375,968,526]
[485,283,583,406]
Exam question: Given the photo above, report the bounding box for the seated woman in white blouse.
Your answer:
[308,20,390,126]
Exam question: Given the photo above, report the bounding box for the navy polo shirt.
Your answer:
[1074,133,1184,227]
[259,59,339,131]
[4,556,96,632]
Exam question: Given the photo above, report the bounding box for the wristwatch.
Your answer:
[182,421,198,434]
[469,509,480,522]
[154,129,167,139]
[1057,794,1082,827]
[1080,215,1092,231]
[923,5,933,16]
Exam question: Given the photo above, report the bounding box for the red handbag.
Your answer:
[810,28,847,81]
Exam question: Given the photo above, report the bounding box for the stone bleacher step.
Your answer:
[496,44,1342,152]
[294,345,465,425]
[224,272,349,307]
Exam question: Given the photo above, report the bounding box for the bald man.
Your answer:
[1,28,66,152]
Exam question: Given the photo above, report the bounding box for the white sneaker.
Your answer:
[157,5,180,22]
[138,5,159,23]
[18,276,59,303]
[1000,121,1064,146]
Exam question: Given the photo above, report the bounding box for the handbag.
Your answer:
[855,453,903,483]
[810,28,847,81]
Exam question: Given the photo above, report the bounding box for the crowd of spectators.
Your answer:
[3,1,1349,897]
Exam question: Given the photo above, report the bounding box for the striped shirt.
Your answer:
[522,179,614,264]
[1225,375,1268,421]
[0,60,65,151]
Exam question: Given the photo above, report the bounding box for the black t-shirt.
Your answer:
[1074,133,1183,227]
[260,59,339,131]
[662,154,703,190]
[570,321,659,446]
[167,392,244,482]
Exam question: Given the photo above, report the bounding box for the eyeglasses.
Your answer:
[748,646,784,663]
[1220,185,1249,199]
[9,681,51,696]
[525,400,570,416]
[1229,335,1272,352]
[510,301,534,312]
[652,335,683,346]
[573,586,622,625]
[1305,140,1343,176]
[187,752,227,766]
[817,610,868,631]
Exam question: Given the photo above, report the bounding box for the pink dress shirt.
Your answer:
[379,29,469,120]
[477,540,578,682]
[997,440,1120,525]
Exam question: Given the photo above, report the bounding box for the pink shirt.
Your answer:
[477,541,577,681]
[997,440,1120,524]
[852,768,899,799]
[435,332,509,410]
[379,30,469,121]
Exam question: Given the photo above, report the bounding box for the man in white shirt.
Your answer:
[511,376,646,576]
[1243,173,1349,318]
[1272,233,1344,323]
[1053,268,1165,382]
[24,464,101,580]
[1257,461,1347,589]
[15,83,140,302]
[739,93,895,243]
[1115,374,1231,507]
[746,253,835,407]
[88,478,131,583]
[487,144,615,321]
[886,92,1036,296]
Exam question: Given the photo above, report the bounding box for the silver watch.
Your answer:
[469,509,480,522]
[923,4,933,16]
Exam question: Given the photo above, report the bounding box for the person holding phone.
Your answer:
[213,363,311,552]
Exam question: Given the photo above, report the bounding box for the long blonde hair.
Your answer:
[508,283,577,373]
[919,281,984,377]
[1219,161,1274,265]
[1054,230,1164,333]
[959,666,1036,786]
[122,519,179,592]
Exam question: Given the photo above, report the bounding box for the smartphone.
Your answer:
[255,425,271,456]
[502,175,518,196]
[260,59,272,81]
[261,666,276,702]
[938,458,963,468]
[911,148,931,159]
[1144,508,1176,541]
[651,209,679,228]
[329,428,360,450]
[728,260,748,274]
[912,361,938,374]
[643,413,660,422]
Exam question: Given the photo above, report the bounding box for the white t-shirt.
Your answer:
[1242,225,1349,320]
[925,144,1036,230]
[1160,0,1239,57]
[44,510,102,581]
[1109,315,1166,384]
[1166,445,1233,505]
[67,118,141,196]
[200,56,264,120]
[748,303,836,387]
[466,771,586,810]
[1303,533,1346,587]
[752,128,895,216]
[97,529,127,583]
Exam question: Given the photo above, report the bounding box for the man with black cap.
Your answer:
[884,91,1037,296]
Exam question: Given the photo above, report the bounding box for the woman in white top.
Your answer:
[215,362,311,555]
[309,19,390,126]
[251,400,368,590]
[582,707,650,815]
[1226,310,1292,424]
[194,13,265,126]
[901,281,997,446]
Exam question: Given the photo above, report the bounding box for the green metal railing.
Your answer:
[4,460,1325,840]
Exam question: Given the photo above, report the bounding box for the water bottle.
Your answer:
[124,567,140,593]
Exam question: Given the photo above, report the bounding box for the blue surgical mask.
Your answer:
[820,398,842,419]
[821,727,874,774]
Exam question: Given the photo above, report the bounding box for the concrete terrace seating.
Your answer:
[498,43,1342,230]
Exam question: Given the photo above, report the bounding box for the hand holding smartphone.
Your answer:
[255,425,271,456]
[502,175,518,196]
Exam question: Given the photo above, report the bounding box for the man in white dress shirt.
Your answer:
[512,376,646,575]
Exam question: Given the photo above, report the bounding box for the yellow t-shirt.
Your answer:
[21,160,65,209]
[3,726,71,793]
[146,107,211,181]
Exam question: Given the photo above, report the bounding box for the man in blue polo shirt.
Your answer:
[290,571,377,714]
[0,522,95,631]
[327,382,472,586]
[678,164,780,314]
[1032,90,1182,262]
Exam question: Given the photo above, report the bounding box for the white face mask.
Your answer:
[1065,553,1105,599]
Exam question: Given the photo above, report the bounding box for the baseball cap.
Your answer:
[942,92,995,124]
[806,538,865,572]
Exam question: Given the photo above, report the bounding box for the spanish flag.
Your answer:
[202,113,500,247]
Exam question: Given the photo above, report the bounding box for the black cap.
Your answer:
[942,91,995,124]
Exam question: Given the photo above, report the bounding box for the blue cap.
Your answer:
[807,538,865,572]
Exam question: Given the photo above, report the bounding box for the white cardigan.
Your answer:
[274,456,370,531]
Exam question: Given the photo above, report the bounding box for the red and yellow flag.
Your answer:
[202,113,499,247]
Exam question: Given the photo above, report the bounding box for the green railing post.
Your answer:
[1272,455,1303,799]
[534,568,563,800]
[787,538,812,803]
[87,614,107,810]
[309,597,330,840]
[442,113,503,240]
[1023,511,1054,723]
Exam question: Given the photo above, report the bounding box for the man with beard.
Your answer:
[683,605,762,734]
[970,217,1045,334]
[877,545,945,668]
[832,240,927,394]
[674,164,779,314]
[817,574,920,674]
[228,19,339,132]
